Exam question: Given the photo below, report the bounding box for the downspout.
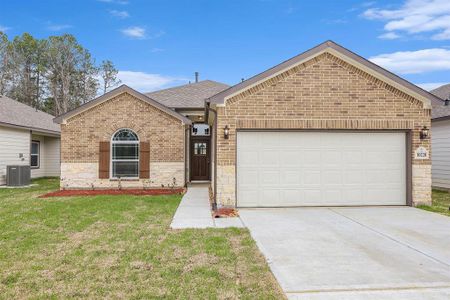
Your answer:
[206,101,218,210]
[184,124,190,187]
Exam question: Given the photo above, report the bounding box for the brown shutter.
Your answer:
[99,141,110,179]
[139,142,150,179]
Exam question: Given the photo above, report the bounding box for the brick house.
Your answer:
[55,41,438,207]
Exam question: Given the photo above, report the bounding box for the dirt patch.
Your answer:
[183,253,219,273]
[39,188,185,198]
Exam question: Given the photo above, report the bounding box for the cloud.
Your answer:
[109,10,129,18]
[117,71,186,91]
[416,82,449,90]
[362,0,450,40]
[46,23,72,31]
[120,26,165,40]
[378,32,401,40]
[121,26,146,39]
[369,48,450,74]
[0,25,10,32]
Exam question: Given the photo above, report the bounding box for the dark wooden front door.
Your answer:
[190,138,210,180]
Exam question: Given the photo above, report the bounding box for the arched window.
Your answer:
[111,129,139,178]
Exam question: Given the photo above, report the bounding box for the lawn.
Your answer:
[0,178,284,299]
[418,189,450,217]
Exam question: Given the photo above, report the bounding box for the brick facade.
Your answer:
[215,52,431,207]
[60,92,186,189]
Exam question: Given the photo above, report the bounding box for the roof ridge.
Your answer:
[145,79,228,95]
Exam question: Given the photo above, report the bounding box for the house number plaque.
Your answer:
[415,146,429,159]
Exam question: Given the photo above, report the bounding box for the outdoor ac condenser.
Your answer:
[6,165,31,186]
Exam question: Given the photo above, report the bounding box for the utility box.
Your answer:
[6,165,31,186]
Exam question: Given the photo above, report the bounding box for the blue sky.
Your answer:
[1,0,450,92]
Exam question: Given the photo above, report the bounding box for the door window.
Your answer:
[194,142,207,155]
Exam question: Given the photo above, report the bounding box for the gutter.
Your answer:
[206,100,218,210]
[0,121,61,136]
[431,115,450,122]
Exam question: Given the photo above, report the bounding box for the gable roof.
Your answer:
[145,80,229,109]
[0,95,60,134]
[431,83,450,101]
[430,83,450,120]
[54,85,192,125]
[208,40,439,109]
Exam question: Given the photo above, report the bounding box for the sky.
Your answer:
[1,0,450,92]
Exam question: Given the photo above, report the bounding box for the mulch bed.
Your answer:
[39,188,185,198]
[212,208,239,218]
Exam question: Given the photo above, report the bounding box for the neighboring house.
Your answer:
[54,40,437,208]
[0,95,61,185]
[430,83,450,190]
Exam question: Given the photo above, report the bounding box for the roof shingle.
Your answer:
[146,80,229,109]
[430,84,450,120]
[0,95,60,133]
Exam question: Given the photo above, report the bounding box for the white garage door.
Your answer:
[237,131,406,207]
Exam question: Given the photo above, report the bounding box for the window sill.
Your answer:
[109,178,140,182]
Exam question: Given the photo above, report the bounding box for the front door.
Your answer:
[190,139,210,181]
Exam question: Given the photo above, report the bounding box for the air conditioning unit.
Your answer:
[6,165,31,186]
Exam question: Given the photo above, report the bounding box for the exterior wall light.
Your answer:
[224,125,230,139]
[420,126,429,140]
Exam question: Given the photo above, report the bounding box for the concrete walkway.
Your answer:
[170,184,244,229]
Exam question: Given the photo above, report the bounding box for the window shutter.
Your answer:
[140,142,150,179]
[99,141,110,179]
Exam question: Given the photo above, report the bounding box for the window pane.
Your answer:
[31,142,39,154]
[112,161,139,177]
[113,129,138,141]
[194,143,207,155]
[31,155,38,167]
[113,144,139,159]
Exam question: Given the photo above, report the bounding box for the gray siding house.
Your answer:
[0,95,60,185]
[430,84,450,189]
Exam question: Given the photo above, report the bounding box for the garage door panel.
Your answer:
[343,151,363,164]
[240,150,259,166]
[322,150,342,165]
[260,189,280,206]
[323,171,343,185]
[260,170,280,185]
[238,189,258,207]
[280,190,304,206]
[303,150,321,164]
[344,170,364,184]
[343,189,364,203]
[237,131,406,207]
[281,170,301,184]
[238,169,258,185]
[280,150,302,166]
[303,170,321,185]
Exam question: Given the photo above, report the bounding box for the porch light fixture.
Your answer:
[224,125,230,139]
[420,126,429,140]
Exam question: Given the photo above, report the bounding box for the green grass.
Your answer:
[0,178,283,299]
[418,189,450,217]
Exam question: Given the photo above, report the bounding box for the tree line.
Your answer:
[0,32,121,116]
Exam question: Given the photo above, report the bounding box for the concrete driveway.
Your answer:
[239,207,450,299]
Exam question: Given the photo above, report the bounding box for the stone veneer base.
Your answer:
[61,162,185,189]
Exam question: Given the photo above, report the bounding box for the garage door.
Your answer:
[237,131,406,207]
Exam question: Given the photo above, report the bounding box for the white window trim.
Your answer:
[31,140,40,169]
[110,129,140,179]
